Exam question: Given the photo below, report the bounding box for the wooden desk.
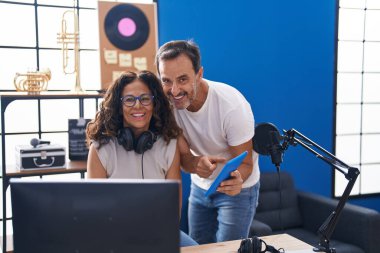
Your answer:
[181,234,313,253]
[2,233,311,253]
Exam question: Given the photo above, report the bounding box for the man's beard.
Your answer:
[170,81,197,110]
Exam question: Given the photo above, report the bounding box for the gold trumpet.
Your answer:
[14,69,51,95]
[57,0,84,93]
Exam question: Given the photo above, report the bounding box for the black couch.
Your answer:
[250,172,380,253]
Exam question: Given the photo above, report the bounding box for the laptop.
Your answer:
[10,178,180,253]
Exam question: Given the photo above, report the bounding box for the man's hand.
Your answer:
[217,170,244,196]
[195,156,226,178]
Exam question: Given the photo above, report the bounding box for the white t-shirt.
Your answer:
[173,79,260,190]
[93,136,177,179]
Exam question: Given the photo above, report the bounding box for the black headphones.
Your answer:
[117,127,157,154]
[238,236,284,253]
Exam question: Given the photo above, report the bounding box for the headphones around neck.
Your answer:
[238,236,284,253]
[117,127,157,154]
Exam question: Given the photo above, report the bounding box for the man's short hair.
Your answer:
[155,40,201,74]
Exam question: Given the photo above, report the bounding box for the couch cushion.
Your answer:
[249,219,273,236]
[255,172,302,230]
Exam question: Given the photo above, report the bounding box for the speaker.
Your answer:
[117,127,156,154]
[98,1,158,90]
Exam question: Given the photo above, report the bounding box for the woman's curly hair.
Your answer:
[86,71,182,148]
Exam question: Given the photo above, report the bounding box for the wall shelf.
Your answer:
[0,92,102,252]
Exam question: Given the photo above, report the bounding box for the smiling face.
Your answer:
[121,80,153,136]
[158,54,202,111]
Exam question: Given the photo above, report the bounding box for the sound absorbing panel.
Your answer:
[98,1,158,90]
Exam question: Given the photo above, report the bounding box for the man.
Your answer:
[155,40,260,244]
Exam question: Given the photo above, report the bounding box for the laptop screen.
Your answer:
[10,178,180,253]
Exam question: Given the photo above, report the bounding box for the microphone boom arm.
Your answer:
[283,128,360,253]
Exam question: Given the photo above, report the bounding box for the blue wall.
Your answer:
[156,0,380,230]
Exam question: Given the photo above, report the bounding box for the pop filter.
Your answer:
[253,123,281,155]
[253,122,284,168]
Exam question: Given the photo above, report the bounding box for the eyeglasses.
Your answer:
[120,94,154,107]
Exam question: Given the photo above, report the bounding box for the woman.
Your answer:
[86,70,197,247]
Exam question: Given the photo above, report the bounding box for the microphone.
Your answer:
[253,123,284,169]
[30,138,51,148]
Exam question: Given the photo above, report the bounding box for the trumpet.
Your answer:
[57,0,84,93]
[14,69,51,94]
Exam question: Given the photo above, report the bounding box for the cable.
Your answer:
[276,167,284,232]
[141,152,145,179]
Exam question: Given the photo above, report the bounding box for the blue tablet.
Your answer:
[204,151,248,197]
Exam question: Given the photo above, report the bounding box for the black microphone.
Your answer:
[253,122,284,169]
[30,138,50,148]
[269,130,283,168]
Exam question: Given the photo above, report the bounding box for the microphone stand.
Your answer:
[282,129,360,253]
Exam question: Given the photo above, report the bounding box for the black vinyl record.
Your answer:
[104,4,150,51]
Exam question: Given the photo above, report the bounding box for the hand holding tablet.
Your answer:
[204,151,248,197]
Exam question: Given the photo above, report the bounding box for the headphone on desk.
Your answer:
[117,127,157,154]
[238,236,284,253]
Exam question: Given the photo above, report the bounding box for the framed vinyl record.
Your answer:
[104,4,150,51]
[98,1,158,90]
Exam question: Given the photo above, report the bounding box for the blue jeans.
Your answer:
[180,230,198,247]
[188,181,260,244]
